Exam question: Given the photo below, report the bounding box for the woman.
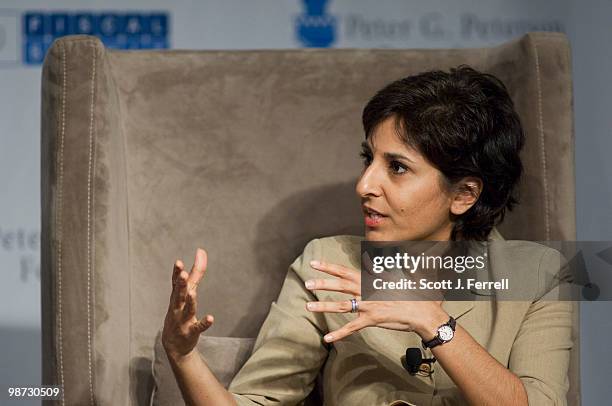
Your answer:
[161,65,573,405]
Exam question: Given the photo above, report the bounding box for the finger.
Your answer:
[323,317,370,343]
[169,260,184,310]
[173,270,190,311]
[304,277,358,296]
[187,248,208,291]
[310,260,358,282]
[306,300,353,313]
[190,314,214,335]
[169,261,181,312]
[172,259,184,286]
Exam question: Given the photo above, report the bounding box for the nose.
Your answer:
[355,162,383,198]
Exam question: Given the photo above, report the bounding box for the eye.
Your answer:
[359,151,372,166]
[389,160,408,175]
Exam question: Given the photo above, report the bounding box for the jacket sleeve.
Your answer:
[508,248,575,406]
[228,238,330,406]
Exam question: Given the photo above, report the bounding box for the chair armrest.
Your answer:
[41,35,131,404]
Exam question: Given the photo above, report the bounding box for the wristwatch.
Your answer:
[422,316,456,349]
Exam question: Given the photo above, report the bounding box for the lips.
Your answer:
[363,205,386,217]
[363,205,387,227]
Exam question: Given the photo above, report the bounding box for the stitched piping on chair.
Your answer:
[532,36,551,240]
[87,41,97,406]
[56,40,67,406]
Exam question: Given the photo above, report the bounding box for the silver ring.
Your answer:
[350,298,359,313]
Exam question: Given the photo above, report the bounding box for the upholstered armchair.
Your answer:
[41,32,579,405]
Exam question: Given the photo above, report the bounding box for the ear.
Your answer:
[450,177,483,216]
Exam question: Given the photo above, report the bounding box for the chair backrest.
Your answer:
[41,32,578,405]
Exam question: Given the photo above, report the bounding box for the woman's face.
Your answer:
[355,117,455,241]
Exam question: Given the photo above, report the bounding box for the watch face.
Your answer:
[438,325,454,341]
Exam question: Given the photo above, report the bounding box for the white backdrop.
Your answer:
[0,0,610,403]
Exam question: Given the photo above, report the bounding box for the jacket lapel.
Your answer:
[441,298,474,319]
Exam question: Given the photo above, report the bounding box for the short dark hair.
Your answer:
[362,65,525,241]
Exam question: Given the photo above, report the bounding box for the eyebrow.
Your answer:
[361,141,416,164]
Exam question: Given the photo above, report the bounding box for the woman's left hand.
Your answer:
[304,260,449,343]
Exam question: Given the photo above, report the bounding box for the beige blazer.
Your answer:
[228,228,574,405]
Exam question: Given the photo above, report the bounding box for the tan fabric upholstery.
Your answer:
[151,332,255,405]
[41,32,578,405]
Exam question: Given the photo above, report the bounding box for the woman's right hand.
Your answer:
[162,248,214,361]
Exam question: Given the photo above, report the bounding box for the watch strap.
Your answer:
[422,335,443,349]
[422,316,456,349]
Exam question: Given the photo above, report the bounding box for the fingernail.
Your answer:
[306,302,315,310]
[324,334,333,342]
[305,280,314,289]
[310,260,320,267]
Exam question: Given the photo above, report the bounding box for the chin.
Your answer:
[364,228,390,241]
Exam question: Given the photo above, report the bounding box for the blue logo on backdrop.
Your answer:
[295,0,336,47]
[23,11,170,65]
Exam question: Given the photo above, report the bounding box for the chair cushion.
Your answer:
[150,329,255,405]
